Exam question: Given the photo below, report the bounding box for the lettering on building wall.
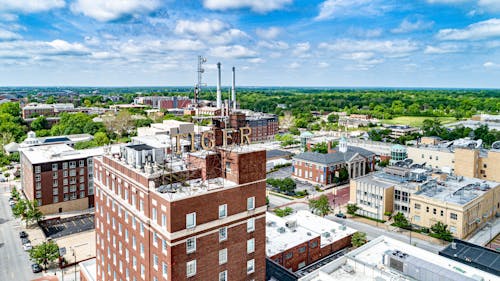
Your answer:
[172,126,252,154]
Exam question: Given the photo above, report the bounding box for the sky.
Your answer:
[1,0,500,88]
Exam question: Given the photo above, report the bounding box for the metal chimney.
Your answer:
[232,66,236,110]
[216,62,222,109]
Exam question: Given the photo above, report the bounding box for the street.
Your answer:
[0,189,39,281]
[327,215,446,253]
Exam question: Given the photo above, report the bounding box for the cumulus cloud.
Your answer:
[0,0,65,13]
[292,42,310,57]
[175,19,249,45]
[0,28,21,41]
[424,43,461,54]
[257,41,289,50]
[318,62,329,68]
[288,62,300,69]
[46,39,90,55]
[255,27,282,39]
[315,0,391,21]
[319,39,418,57]
[203,0,292,13]
[483,61,500,68]
[392,18,434,34]
[437,18,500,40]
[71,0,160,22]
[209,45,257,59]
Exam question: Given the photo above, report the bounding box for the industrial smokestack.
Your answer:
[232,66,236,110]
[216,62,222,109]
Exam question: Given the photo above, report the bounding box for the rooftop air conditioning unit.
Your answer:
[277,227,286,234]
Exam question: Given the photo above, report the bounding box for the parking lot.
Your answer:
[267,166,318,193]
[40,214,95,239]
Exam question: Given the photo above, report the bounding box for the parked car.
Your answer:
[23,243,32,251]
[9,200,16,206]
[335,213,347,219]
[19,231,28,238]
[21,238,30,245]
[31,264,42,273]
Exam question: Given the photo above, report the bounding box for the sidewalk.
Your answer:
[467,216,500,246]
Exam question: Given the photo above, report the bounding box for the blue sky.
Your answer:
[1,0,500,88]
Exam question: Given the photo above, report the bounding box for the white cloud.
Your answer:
[256,27,282,39]
[46,39,89,55]
[203,0,292,13]
[484,61,500,68]
[0,0,65,13]
[437,18,500,40]
[318,62,329,68]
[71,0,160,22]
[479,0,500,12]
[392,19,434,34]
[120,39,204,55]
[248,58,265,63]
[288,62,300,69]
[292,42,310,57]
[257,41,289,50]
[319,39,418,57]
[315,0,391,21]
[424,43,461,54]
[0,28,21,41]
[175,19,248,45]
[209,45,257,59]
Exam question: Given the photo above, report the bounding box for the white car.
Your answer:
[9,200,16,206]
[23,243,32,251]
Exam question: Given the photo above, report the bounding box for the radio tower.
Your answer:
[194,55,207,107]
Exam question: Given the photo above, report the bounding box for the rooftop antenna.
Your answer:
[195,55,207,107]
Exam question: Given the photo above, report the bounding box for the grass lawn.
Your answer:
[381,116,457,127]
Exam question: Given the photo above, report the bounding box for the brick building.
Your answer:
[19,143,103,214]
[134,96,192,110]
[93,142,267,281]
[22,103,76,119]
[292,138,375,186]
[266,211,355,272]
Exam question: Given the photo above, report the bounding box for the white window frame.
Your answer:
[219,271,227,281]
[219,227,227,242]
[247,218,255,232]
[247,238,255,254]
[186,212,196,229]
[219,204,227,219]
[247,259,255,274]
[247,197,255,210]
[219,248,227,265]
[186,260,196,277]
[186,237,196,254]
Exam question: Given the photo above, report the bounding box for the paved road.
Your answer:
[327,215,446,253]
[0,190,39,281]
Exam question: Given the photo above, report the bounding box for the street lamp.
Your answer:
[71,242,88,281]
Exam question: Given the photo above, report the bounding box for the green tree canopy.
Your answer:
[309,195,331,217]
[346,203,360,215]
[352,232,367,247]
[29,241,60,270]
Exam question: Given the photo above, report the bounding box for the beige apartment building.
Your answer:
[455,148,500,182]
[349,174,395,220]
[407,146,455,171]
[410,176,500,239]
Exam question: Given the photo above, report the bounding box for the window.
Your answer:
[450,213,458,220]
[140,264,145,279]
[162,239,167,253]
[35,174,41,181]
[450,226,457,233]
[35,166,41,173]
[162,262,168,277]
[298,246,306,253]
[310,241,318,248]
[414,215,420,222]
[285,252,293,259]
[63,170,68,177]
[414,203,421,210]
[219,227,227,241]
[162,214,167,228]
[140,243,144,257]
[36,182,41,190]
[247,259,255,274]
[152,208,157,222]
[440,210,444,216]
[80,191,85,198]
[433,208,436,215]
[186,260,196,277]
[219,204,227,218]
[153,254,158,269]
[219,271,227,281]
[53,195,59,203]
[53,188,58,195]
[247,218,255,232]
[219,248,227,265]
[36,191,42,199]
[247,238,255,254]
[225,161,231,173]
[426,206,429,213]
[186,212,196,228]
[186,237,196,253]
[247,197,255,210]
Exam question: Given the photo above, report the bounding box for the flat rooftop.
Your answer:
[439,239,500,276]
[353,173,395,188]
[154,177,238,201]
[414,176,498,205]
[79,258,97,281]
[301,236,498,281]
[20,144,104,164]
[266,210,356,257]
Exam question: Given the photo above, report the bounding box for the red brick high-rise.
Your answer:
[93,141,267,281]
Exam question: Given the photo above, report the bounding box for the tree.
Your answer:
[11,186,20,201]
[31,116,50,131]
[393,212,410,229]
[430,221,453,242]
[94,132,110,146]
[309,195,331,217]
[12,199,27,219]
[29,241,60,270]
[274,207,293,217]
[311,142,328,153]
[338,167,349,182]
[351,232,367,247]
[346,203,360,215]
[24,200,44,226]
[327,113,339,123]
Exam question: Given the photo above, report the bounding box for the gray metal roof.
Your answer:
[293,146,375,165]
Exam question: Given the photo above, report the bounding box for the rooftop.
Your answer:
[301,236,498,281]
[266,210,356,257]
[414,176,498,206]
[79,258,97,281]
[294,146,375,165]
[439,239,500,276]
[20,143,108,164]
[154,177,238,201]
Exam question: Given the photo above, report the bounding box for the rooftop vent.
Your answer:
[277,227,286,234]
